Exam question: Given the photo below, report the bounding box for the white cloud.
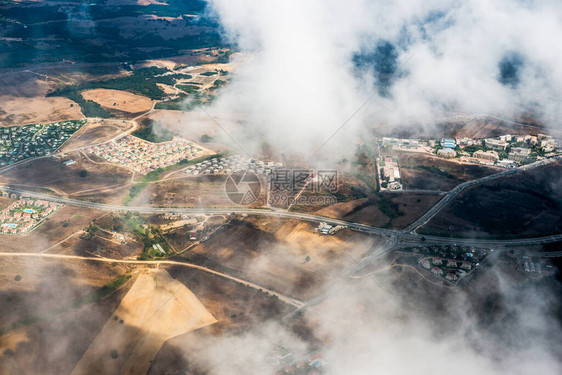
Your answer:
[168,265,562,375]
[206,0,562,159]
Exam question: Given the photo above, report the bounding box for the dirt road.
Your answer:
[0,252,304,308]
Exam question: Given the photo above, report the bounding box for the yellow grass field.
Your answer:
[81,89,153,114]
[0,96,84,126]
[71,268,216,375]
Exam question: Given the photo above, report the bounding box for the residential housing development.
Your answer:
[0,199,63,234]
[86,135,210,174]
[418,255,477,283]
[0,120,85,166]
[378,132,560,169]
[185,154,283,176]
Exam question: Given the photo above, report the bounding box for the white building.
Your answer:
[474,150,499,162]
[484,138,508,151]
[499,135,513,142]
[437,148,457,158]
[509,147,531,162]
[456,137,476,146]
[381,138,420,148]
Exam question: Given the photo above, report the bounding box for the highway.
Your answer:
[523,251,562,258]
[382,189,447,195]
[2,185,562,249]
[0,185,396,235]
[399,234,562,247]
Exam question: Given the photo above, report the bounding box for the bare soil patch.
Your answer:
[383,193,442,229]
[174,218,376,300]
[316,198,386,226]
[398,153,498,191]
[148,266,297,374]
[455,118,546,139]
[59,119,133,151]
[315,193,442,230]
[134,174,267,208]
[0,154,133,204]
[0,258,131,375]
[420,161,562,238]
[0,71,56,97]
[71,268,216,375]
[156,82,178,95]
